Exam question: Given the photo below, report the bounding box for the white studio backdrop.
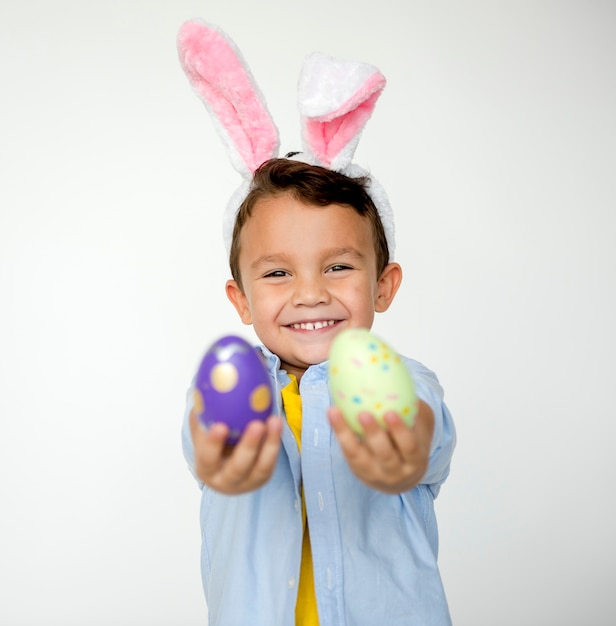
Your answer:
[1,1,614,624]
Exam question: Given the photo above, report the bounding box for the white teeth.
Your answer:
[290,320,336,330]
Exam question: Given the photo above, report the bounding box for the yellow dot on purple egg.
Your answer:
[193,389,204,415]
[250,384,271,412]
[210,362,239,392]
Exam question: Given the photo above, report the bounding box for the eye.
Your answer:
[263,269,289,278]
[326,264,352,273]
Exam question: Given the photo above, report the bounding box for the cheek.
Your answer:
[345,280,379,306]
[247,291,278,325]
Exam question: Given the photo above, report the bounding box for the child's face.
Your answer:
[226,193,401,380]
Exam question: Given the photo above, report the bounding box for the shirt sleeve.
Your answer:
[405,358,457,498]
[181,381,205,488]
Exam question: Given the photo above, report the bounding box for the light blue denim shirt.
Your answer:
[182,346,456,625]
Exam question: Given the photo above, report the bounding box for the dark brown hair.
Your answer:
[229,158,390,288]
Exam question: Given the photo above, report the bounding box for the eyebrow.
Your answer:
[250,254,289,270]
[326,247,367,261]
[250,247,366,270]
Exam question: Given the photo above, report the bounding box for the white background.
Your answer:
[1,1,614,624]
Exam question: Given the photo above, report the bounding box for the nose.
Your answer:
[291,273,330,307]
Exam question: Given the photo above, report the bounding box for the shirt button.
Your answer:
[294,499,300,512]
[288,577,296,588]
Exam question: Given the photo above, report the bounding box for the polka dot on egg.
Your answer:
[193,389,204,414]
[250,384,272,412]
[210,362,239,392]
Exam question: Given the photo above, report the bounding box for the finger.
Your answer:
[387,401,434,460]
[328,407,372,466]
[358,412,402,462]
[190,410,230,476]
[328,407,360,449]
[190,409,229,446]
[249,416,283,485]
[219,420,269,485]
[382,411,417,457]
[384,404,433,486]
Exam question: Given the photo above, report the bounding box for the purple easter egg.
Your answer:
[193,335,273,443]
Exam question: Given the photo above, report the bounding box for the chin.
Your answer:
[285,350,329,373]
[304,350,330,367]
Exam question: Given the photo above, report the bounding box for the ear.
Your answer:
[225,279,253,324]
[374,263,402,313]
[298,52,386,170]
[177,20,279,177]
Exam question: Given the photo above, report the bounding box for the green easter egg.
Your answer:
[328,328,418,434]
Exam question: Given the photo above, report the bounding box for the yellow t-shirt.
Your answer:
[281,375,320,626]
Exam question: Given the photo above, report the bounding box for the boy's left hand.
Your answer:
[328,401,434,494]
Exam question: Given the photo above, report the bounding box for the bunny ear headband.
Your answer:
[177,19,396,259]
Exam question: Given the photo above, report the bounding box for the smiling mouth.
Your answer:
[288,320,337,331]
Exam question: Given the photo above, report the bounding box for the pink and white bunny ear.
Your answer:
[298,52,386,171]
[177,20,279,178]
[296,53,395,258]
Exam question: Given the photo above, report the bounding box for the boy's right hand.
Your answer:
[189,410,283,494]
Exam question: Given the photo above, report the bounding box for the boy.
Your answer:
[183,158,456,625]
